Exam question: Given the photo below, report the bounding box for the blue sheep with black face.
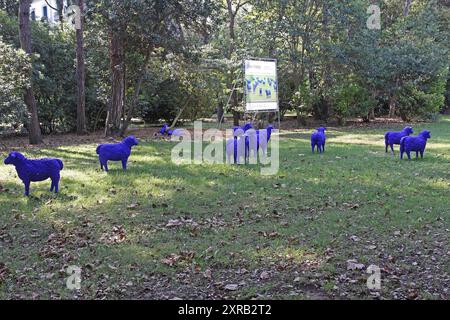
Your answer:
[4,151,64,196]
[400,130,431,160]
[385,126,414,153]
[96,136,139,172]
[311,127,326,153]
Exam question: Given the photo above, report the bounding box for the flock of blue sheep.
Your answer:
[3,124,431,196]
[246,77,278,99]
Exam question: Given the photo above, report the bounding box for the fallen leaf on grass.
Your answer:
[347,259,365,270]
[100,226,126,244]
[166,219,183,228]
[127,203,139,210]
[162,254,180,267]
[0,263,8,283]
[224,284,238,291]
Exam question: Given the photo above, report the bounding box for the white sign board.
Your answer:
[244,59,279,111]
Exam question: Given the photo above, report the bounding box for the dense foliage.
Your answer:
[0,0,449,136]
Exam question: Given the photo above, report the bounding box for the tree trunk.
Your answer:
[170,96,191,129]
[403,0,413,16]
[120,53,151,136]
[56,0,64,26]
[320,1,332,122]
[388,95,396,118]
[227,0,240,127]
[76,0,87,134]
[19,0,42,145]
[105,28,125,137]
[217,102,224,124]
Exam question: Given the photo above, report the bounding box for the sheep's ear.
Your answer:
[10,153,16,158]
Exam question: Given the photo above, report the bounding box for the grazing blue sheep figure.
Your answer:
[226,129,245,164]
[96,136,139,172]
[245,129,258,162]
[259,88,263,96]
[242,123,253,132]
[400,130,431,160]
[170,129,185,137]
[233,124,253,135]
[384,126,414,153]
[255,125,274,157]
[4,152,63,196]
[159,124,169,135]
[311,127,326,153]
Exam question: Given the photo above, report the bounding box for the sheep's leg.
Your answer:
[122,158,128,170]
[311,144,315,154]
[53,175,60,193]
[420,150,424,159]
[50,180,54,192]
[400,151,404,160]
[323,143,325,153]
[416,151,419,159]
[390,144,395,155]
[406,151,411,161]
[104,161,109,172]
[23,180,30,196]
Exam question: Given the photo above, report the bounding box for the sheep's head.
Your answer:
[4,152,26,165]
[243,123,253,132]
[419,130,431,140]
[159,124,168,134]
[317,127,326,133]
[403,127,414,135]
[123,136,139,147]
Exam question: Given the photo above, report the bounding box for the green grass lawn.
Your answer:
[0,118,449,299]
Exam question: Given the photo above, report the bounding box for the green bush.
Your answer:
[0,38,30,134]
[397,77,446,122]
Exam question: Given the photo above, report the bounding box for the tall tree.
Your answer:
[105,25,125,136]
[225,0,248,126]
[18,0,42,144]
[75,0,87,134]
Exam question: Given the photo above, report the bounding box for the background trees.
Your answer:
[0,0,449,140]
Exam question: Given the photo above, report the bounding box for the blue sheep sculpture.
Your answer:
[233,123,253,134]
[385,126,414,153]
[4,151,63,196]
[159,124,182,137]
[226,129,246,164]
[311,127,326,153]
[400,130,431,160]
[96,136,139,172]
[159,124,169,135]
[244,125,274,160]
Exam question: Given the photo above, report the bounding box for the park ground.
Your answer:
[0,117,449,300]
